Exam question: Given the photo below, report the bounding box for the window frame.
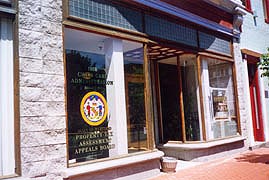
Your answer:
[155,53,241,143]
[263,0,269,23]
[0,13,20,179]
[63,27,155,167]
[242,0,252,13]
[199,55,241,140]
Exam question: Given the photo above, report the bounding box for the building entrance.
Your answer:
[149,45,202,143]
[248,63,265,141]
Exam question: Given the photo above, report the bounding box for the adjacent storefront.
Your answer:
[1,0,249,179]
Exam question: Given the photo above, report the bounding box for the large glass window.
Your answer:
[124,47,148,152]
[201,57,238,140]
[65,28,150,165]
[153,48,239,143]
[0,17,15,176]
[180,55,202,141]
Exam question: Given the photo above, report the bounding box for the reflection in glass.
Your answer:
[203,58,238,139]
[124,47,148,152]
[180,56,201,141]
[66,50,110,162]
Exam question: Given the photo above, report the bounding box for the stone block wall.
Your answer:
[18,0,66,179]
[233,39,252,147]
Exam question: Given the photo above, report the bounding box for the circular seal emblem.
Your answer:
[80,91,108,126]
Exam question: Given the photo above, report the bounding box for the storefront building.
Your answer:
[1,0,251,180]
[240,0,269,148]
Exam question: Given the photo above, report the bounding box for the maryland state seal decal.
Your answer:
[80,91,108,126]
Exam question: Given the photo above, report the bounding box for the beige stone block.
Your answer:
[41,0,62,9]
[21,157,66,178]
[42,34,62,49]
[20,87,42,102]
[41,20,62,35]
[45,144,67,160]
[41,6,62,22]
[44,129,66,145]
[20,58,43,73]
[20,116,66,132]
[19,15,42,32]
[20,101,65,117]
[19,29,42,59]
[21,130,65,147]
[21,146,46,163]
[20,72,64,88]
[42,87,65,101]
[18,0,42,20]
[20,86,64,102]
[21,131,47,147]
[19,45,42,59]
[43,60,64,75]
[42,47,63,61]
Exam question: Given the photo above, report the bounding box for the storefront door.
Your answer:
[125,74,148,152]
[158,61,182,142]
[150,46,203,143]
[248,63,264,141]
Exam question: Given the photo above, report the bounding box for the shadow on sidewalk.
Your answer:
[235,153,269,164]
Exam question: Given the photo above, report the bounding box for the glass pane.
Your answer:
[202,57,238,140]
[66,49,112,163]
[124,47,148,152]
[180,55,202,141]
[158,58,182,142]
[65,28,148,164]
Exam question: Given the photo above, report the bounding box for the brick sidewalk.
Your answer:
[149,148,269,180]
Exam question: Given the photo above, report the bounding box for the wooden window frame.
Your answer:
[0,10,21,179]
[264,0,269,23]
[242,0,252,13]
[63,27,155,167]
[199,55,241,140]
[154,51,241,143]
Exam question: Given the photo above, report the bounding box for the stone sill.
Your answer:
[159,136,245,150]
[61,150,164,179]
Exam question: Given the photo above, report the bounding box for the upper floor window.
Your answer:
[264,0,269,23]
[242,0,252,12]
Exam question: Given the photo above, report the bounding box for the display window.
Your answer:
[201,57,238,140]
[64,28,151,165]
[152,45,240,143]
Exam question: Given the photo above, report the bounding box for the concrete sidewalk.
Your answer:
[149,148,269,180]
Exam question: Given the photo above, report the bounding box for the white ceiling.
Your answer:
[64,28,142,55]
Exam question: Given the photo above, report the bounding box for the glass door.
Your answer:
[158,59,182,142]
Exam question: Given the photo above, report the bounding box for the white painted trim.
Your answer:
[258,67,269,141]
[242,59,255,147]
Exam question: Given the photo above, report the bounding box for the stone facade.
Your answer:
[18,0,66,179]
[3,0,254,179]
[233,38,251,146]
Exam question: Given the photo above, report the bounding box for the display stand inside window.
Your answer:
[203,57,238,139]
